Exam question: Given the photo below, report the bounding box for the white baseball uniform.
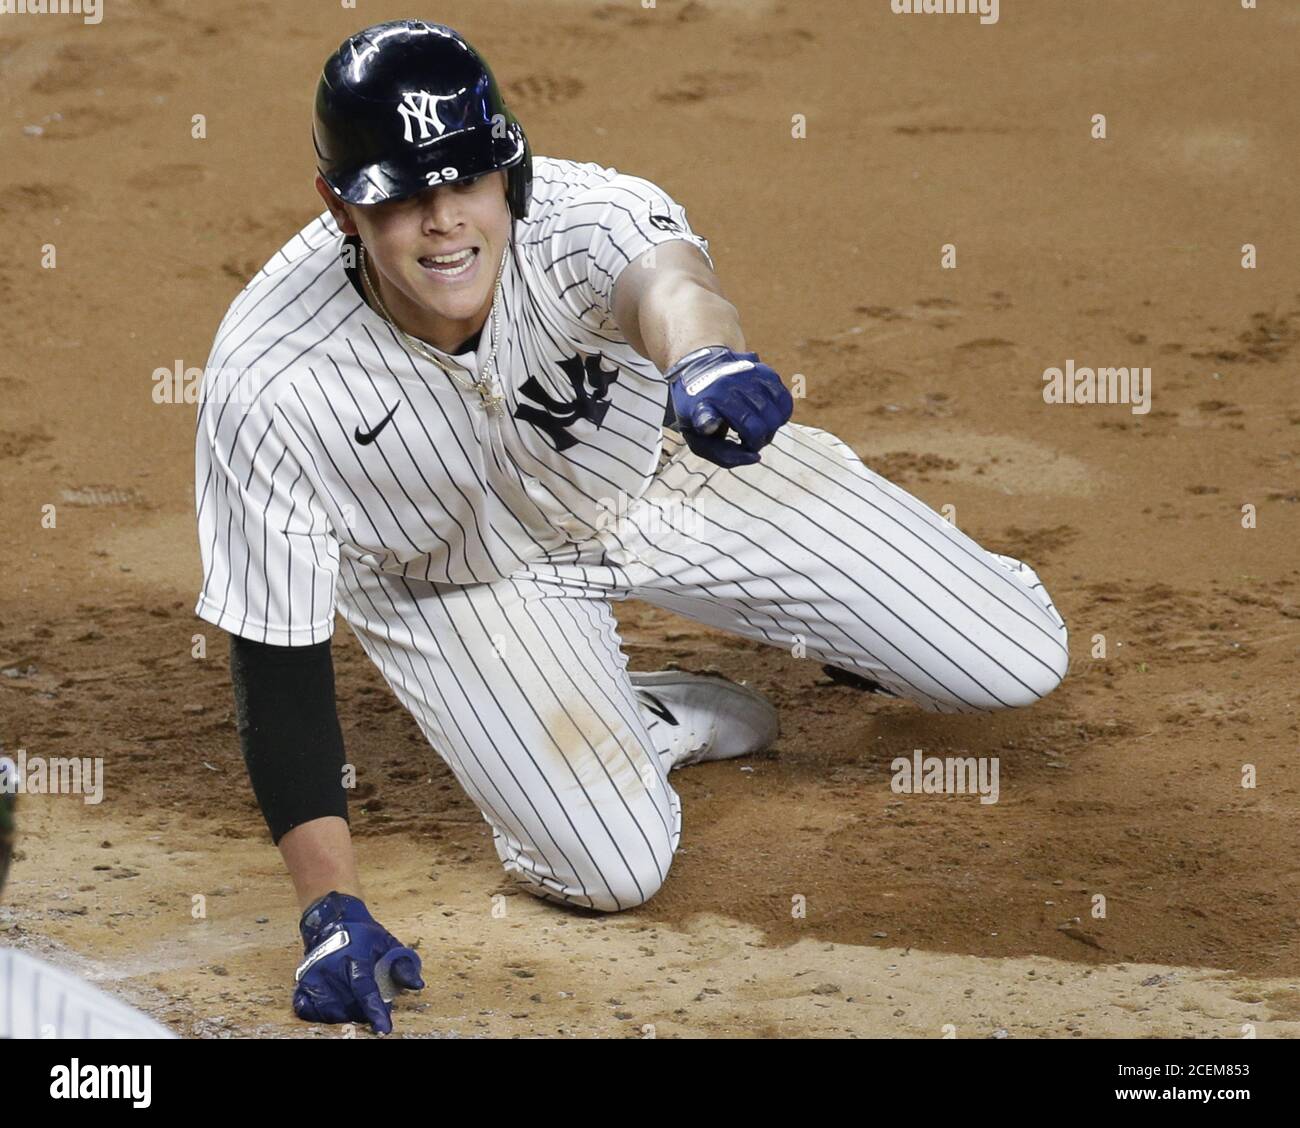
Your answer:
[0,948,178,1038]
[195,155,1068,911]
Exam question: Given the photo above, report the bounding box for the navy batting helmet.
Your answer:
[313,20,533,220]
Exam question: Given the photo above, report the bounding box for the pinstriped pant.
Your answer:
[335,423,1069,912]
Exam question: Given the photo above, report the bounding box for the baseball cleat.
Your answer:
[629,670,780,769]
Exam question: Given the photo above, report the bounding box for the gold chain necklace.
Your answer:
[359,243,508,415]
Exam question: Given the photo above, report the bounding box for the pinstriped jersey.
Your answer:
[194,155,712,646]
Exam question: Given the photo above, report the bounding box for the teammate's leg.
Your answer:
[334,556,679,911]
[606,424,1069,714]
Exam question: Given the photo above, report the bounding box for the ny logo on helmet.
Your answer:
[397,91,456,144]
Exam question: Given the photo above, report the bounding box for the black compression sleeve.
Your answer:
[227,633,348,846]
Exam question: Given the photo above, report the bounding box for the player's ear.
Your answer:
[314,175,359,236]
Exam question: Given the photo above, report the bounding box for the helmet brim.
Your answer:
[321,126,526,206]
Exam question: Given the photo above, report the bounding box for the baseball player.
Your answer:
[195,20,1068,1034]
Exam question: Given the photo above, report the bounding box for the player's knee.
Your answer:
[969,570,1069,711]
[974,632,1069,711]
[519,867,667,914]
[990,666,1064,710]
[502,846,673,913]
[1037,639,1069,702]
[581,856,670,913]
[1021,612,1069,706]
[590,868,670,909]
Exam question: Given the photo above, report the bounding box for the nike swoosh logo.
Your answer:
[636,690,678,726]
[354,401,400,445]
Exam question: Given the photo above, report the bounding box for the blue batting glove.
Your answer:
[292,891,424,1035]
[666,345,793,468]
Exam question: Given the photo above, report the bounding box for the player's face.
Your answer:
[319,171,512,349]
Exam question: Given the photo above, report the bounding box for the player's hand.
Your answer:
[292,891,424,1035]
[666,345,793,468]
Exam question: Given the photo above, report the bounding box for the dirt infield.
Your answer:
[2,0,1298,1038]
